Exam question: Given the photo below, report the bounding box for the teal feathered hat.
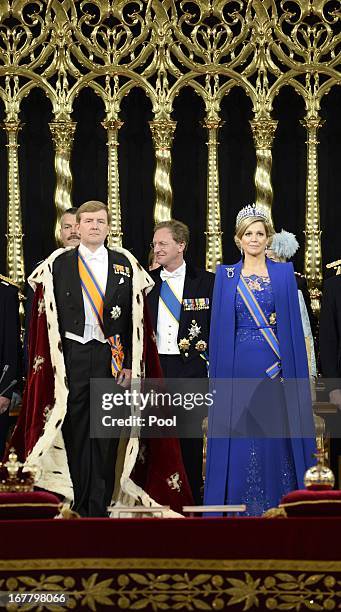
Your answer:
[270,230,299,260]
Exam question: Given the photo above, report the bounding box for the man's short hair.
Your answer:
[61,207,78,222]
[153,219,189,252]
[76,201,111,225]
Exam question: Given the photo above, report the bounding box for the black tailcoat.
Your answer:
[52,246,135,515]
[147,263,214,502]
[53,247,132,367]
[147,264,215,376]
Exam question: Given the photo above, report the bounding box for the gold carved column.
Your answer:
[203,118,223,272]
[3,120,25,284]
[300,115,325,314]
[49,120,76,243]
[250,118,278,218]
[102,119,123,248]
[149,119,177,224]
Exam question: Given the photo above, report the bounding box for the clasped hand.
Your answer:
[0,396,10,415]
[116,368,132,388]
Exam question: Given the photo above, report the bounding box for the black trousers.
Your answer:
[62,339,118,517]
[159,354,204,505]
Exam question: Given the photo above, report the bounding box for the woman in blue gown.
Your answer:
[204,204,315,516]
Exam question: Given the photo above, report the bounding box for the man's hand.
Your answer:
[329,389,341,408]
[0,396,10,415]
[117,368,132,388]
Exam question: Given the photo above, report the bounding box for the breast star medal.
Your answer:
[111,305,121,320]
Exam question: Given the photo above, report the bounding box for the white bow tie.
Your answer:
[160,268,184,281]
[86,253,105,264]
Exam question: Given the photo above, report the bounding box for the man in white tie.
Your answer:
[147,219,215,503]
[10,204,198,516]
[48,200,136,516]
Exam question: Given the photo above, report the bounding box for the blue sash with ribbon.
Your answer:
[160,280,182,322]
[237,275,281,379]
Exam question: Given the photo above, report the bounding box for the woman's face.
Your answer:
[240,221,268,257]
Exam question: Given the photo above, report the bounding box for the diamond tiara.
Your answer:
[235,203,270,229]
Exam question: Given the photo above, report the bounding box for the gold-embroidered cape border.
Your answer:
[1,559,341,611]
[280,499,341,508]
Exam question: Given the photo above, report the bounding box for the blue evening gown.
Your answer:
[227,274,297,515]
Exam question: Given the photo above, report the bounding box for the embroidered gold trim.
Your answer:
[1,561,341,610]
[0,503,59,508]
[280,499,341,508]
[1,559,341,571]
[0,273,20,288]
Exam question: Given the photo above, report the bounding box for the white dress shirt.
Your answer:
[65,243,108,344]
[157,261,186,354]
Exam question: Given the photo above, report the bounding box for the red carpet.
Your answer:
[1,516,341,610]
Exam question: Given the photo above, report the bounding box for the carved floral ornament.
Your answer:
[0,0,340,297]
[0,1,339,122]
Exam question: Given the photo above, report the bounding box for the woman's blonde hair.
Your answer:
[234,216,274,250]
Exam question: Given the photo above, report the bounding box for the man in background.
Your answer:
[24,207,80,371]
[59,207,80,248]
[147,219,214,503]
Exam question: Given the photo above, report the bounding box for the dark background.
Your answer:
[0,83,340,278]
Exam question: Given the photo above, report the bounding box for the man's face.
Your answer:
[265,248,281,263]
[60,213,80,247]
[152,228,185,271]
[77,210,109,251]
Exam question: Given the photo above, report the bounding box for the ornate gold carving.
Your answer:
[250,120,278,151]
[301,115,325,314]
[49,121,77,243]
[0,1,340,286]
[149,120,177,223]
[2,118,25,286]
[203,117,223,273]
[102,119,124,248]
[250,119,278,219]
[310,286,322,316]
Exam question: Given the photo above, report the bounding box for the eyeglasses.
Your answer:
[150,242,171,249]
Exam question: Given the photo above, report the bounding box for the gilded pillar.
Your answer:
[149,119,177,224]
[300,115,325,314]
[250,118,278,218]
[3,120,25,284]
[49,120,76,243]
[203,118,223,272]
[102,119,123,248]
